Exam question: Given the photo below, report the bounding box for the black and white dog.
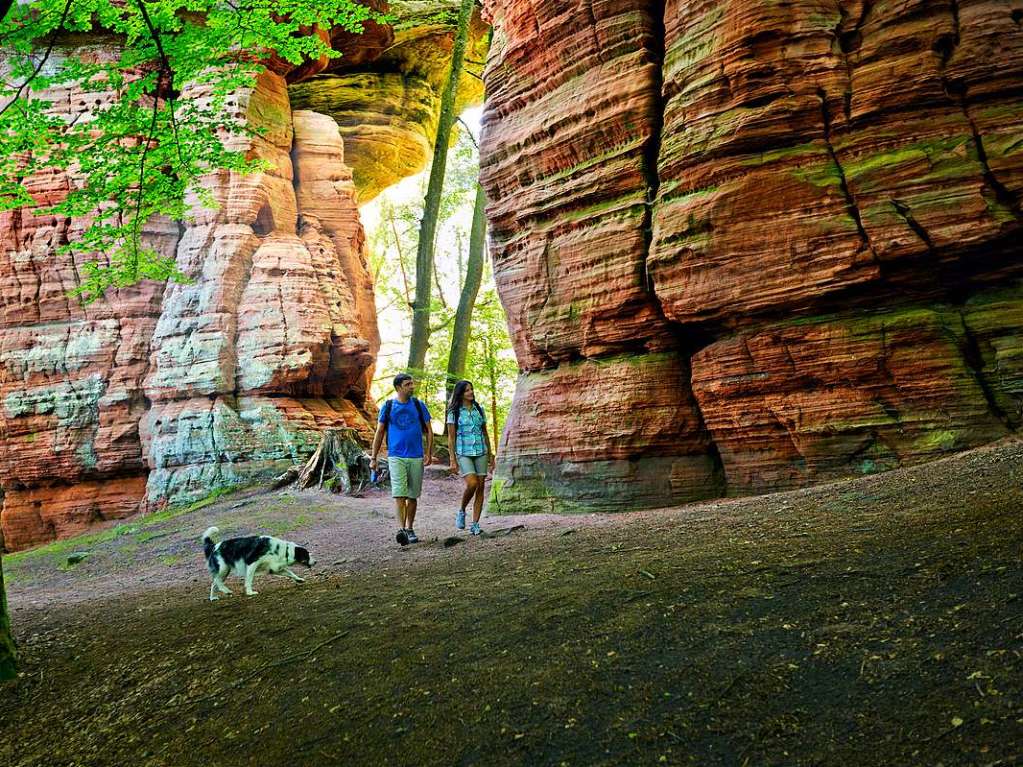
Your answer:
[202,526,316,601]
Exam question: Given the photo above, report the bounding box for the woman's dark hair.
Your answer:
[447,380,484,434]
[447,380,473,414]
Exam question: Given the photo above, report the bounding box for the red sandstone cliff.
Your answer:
[0,4,487,551]
[480,0,1022,513]
[4,1,1021,544]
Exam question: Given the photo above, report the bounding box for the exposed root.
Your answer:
[272,428,373,495]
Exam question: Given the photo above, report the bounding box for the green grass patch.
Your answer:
[6,485,251,567]
[262,513,311,538]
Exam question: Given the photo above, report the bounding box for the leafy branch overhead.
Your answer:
[0,0,383,302]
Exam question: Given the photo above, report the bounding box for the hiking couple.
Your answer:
[370,373,496,546]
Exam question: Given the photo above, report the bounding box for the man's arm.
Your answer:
[370,422,386,469]
[424,421,434,467]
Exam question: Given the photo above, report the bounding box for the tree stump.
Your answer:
[272,428,373,495]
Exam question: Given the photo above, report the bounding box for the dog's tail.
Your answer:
[202,526,219,559]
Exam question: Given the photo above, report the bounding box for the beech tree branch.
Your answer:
[0,0,76,119]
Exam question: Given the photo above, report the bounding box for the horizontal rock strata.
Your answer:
[0,43,180,550]
[481,0,1023,513]
[691,299,1014,495]
[480,0,673,371]
[2,6,484,550]
[0,478,148,551]
[492,353,722,513]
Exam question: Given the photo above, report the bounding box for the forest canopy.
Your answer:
[0,0,381,301]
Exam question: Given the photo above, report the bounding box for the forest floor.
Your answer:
[1,438,1022,767]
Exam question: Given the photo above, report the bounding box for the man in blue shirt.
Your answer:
[370,373,434,545]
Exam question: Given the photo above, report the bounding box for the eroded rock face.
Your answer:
[0,67,378,549]
[492,353,722,513]
[141,74,380,508]
[481,0,1023,513]
[0,45,181,549]
[690,302,1013,494]
[290,2,490,202]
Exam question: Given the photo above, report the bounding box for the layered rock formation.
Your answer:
[0,45,181,549]
[481,0,1023,512]
[0,66,378,550]
[290,1,490,202]
[0,4,482,550]
[6,0,1021,544]
[140,73,380,508]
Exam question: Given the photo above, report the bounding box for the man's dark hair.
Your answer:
[393,373,413,390]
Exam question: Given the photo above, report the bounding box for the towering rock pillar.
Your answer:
[142,72,379,507]
[479,0,724,512]
[481,0,1023,511]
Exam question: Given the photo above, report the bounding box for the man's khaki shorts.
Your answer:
[388,456,424,498]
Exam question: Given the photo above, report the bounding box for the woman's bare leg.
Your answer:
[460,474,479,512]
[472,475,486,523]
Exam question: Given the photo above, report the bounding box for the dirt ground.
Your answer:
[2,440,1022,766]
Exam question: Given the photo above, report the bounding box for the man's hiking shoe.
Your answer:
[396,529,409,546]
[456,509,466,530]
[407,528,420,544]
[470,522,481,536]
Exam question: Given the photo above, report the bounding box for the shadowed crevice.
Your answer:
[834,0,874,121]
[936,0,1022,220]
[817,89,878,266]
[956,311,1013,430]
[891,199,936,253]
[640,0,667,301]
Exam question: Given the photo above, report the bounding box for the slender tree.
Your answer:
[446,181,487,396]
[0,527,15,681]
[485,334,500,444]
[407,0,475,371]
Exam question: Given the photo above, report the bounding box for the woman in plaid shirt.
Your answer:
[446,380,495,536]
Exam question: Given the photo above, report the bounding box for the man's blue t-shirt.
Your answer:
[380,398,432,458]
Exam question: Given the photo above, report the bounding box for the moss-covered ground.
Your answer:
[1,438,1021,766]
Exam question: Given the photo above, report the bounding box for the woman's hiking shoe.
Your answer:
[470,522,481,536]
[407,528,420,544]
[396,529,409,546]
[456,509,466,530]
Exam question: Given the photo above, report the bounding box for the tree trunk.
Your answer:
[487,335,501,447]
[407,0,475,371]
[272,429,373,495]
[0,529,17,681]
[446,183,487,398]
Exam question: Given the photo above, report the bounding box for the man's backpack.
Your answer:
[381,397,429,432]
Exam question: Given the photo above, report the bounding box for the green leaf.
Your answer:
[0,0,383,302]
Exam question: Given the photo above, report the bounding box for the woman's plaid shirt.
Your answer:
[446,405,486,456]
